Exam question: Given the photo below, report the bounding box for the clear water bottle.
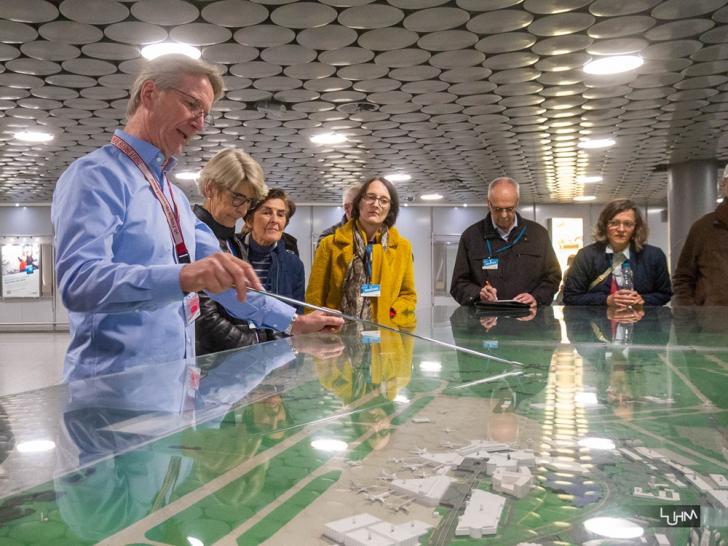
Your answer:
[620,261,634,291]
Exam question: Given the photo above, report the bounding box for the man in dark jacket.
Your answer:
[450,177,561,307]
[317,184,360,245]
[673,165,728,306]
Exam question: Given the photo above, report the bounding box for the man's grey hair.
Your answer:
[487,177,520,200]
[126,54,225,118]
[343,183,360,205]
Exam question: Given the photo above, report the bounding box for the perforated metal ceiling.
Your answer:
[1,0,727,205]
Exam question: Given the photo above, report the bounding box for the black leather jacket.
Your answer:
[193,205,284,356]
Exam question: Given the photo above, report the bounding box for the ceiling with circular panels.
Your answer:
[1,0,727,206]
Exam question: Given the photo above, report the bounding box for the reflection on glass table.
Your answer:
[1,307,728,545]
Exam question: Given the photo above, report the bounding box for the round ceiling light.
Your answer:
[141,43,201,60]
[310,133,347,145]
[576,175,603,183]
[583,55,643,75]
[385,173,411,182]
[14,131,54,143]
[578,138,616,150]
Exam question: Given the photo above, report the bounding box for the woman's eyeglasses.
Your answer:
[607,220,636,229]
[229,190,257,208]
[362,193,391,206]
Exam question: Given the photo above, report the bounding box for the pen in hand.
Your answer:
[480,279,498,302]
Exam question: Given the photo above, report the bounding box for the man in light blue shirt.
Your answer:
[52,55,342,380]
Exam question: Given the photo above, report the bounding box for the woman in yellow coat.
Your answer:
[306,176,417,328]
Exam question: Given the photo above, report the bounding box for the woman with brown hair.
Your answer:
[306,176,417,327]
[563,199,672,307]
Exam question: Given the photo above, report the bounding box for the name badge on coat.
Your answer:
[361,283,381,297]
[482,258,499,270]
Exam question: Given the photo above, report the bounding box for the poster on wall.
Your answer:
[547,218,584,275]
[1,242,41,298]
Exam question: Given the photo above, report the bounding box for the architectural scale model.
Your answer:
[455,489,506,538]
[323,513,431,546]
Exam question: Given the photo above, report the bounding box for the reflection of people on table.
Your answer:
[563,306,673,421]
[54,339,299,542]
[315,324,414,450]
[448,305,555,436]
[563,199,672,307]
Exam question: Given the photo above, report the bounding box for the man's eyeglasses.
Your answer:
[607,220,636,229]
[229,190,257,208]
[169,87,215,128]
[489,204,516,214]
[362,193,391,207]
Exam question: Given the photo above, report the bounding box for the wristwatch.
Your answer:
[284,313,297,335]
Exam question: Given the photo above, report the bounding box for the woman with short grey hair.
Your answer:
[193,148,282,355]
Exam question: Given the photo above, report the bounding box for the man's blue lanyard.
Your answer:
[486,225,527,258]
[365,243,373,282]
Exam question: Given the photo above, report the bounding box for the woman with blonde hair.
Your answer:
[563,198,672,307]
[193,148,273,355]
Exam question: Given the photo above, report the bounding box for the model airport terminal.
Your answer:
[2,306,728,545]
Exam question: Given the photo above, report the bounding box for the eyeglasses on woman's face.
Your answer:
[362,193,391,207]
[228,189,257,208]
[607,219,636,229]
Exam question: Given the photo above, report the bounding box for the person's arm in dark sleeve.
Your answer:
[196,292,260,352]
[639,248,672,306]
[563,249,609,306]
[450,236,481,305]
[672,227,700,306]
[530,239,562,305]
[292,256,306,313]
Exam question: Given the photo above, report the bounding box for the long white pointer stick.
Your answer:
[245,287,523,368]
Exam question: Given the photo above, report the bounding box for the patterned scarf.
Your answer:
[340,222,388,319]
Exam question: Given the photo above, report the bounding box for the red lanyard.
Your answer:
[111,135,191,263]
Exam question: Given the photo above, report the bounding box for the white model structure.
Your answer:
[325,513,380,545]
[710,474,728,488]
[323,513,431,546]
[419,451,464,468]
[457,440,510,457]
[492,466,534,499]
[619,448,643,462]
[654,533,671,545]
[707,488,728,510]
[665,473,687,488]
[486,454,518,475]
[633,486,680,502]
[390,475,453,507]
[455,489,506,538]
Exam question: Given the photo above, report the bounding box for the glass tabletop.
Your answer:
[1,305,728,545]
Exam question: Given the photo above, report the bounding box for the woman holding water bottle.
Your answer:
[563,199,672,307]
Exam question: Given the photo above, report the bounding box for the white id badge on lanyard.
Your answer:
[482,257,499,270]
[361,283,381,297]
[183,292,201,325]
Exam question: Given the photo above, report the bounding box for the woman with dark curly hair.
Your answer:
[563,199,672,307]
